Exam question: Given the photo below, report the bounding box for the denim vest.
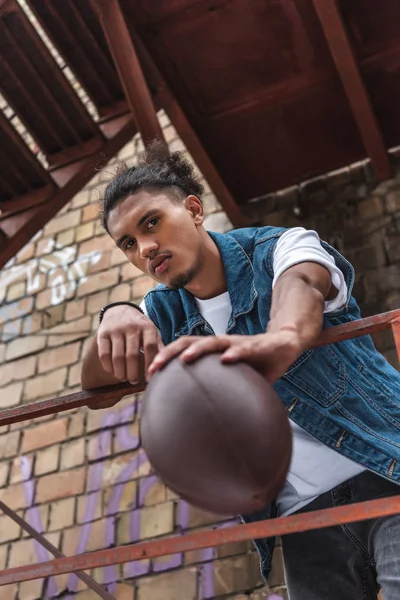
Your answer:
[143,226,400,580]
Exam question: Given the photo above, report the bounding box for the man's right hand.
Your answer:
[97,305,163,384]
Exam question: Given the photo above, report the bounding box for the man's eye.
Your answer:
[148,217,159,229]
[124,239,135,250]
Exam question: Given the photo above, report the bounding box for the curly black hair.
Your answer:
[99,139,204,232]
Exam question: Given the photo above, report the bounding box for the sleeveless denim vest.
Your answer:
[143,226,400,580]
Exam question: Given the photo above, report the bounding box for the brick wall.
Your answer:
[0,110,398,599]
[244,151,400,368]
[0,112,275,600]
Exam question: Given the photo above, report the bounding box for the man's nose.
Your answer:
[139,239,158,259]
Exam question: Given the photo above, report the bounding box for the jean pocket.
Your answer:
[279,345,346,407]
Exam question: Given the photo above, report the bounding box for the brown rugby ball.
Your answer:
[141,353,292,515]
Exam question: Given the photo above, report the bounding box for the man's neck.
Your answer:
[185,232,227,300]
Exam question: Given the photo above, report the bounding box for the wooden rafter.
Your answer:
[0,186,54,218]
[0,115,136,269]
[312,0,391,181]
[91,0,247,227]
[94,0,164,145]
[133,35,249,229]
[0,111,52,185]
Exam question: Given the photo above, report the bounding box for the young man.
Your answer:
[82,142,400,600]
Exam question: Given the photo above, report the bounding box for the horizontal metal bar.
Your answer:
[0,308,399,428]
[0,495,399,586]
[316,308,400,346]
[0,381,144,427]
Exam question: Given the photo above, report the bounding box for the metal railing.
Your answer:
[1,308,400,596]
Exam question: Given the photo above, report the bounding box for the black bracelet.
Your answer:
[99,301,144,324]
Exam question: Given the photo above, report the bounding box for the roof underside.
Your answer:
[1,0,400,266]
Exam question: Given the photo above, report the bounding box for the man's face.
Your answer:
[107,189,205,289]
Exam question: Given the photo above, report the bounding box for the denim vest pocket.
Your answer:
[281,345,346,407]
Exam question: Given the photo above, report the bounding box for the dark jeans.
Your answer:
[281,471,400,600]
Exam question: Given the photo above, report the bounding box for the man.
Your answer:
[81,141,400,600]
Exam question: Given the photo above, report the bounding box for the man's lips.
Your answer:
[150,254,171,274]
[155,257,170,274]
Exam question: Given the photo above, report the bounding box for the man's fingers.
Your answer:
[98,334,113,374]
[142,327,161,380]
[148,336,243,376]
[125,332,140,384]
[221,345,250,362]
[111,335,126,380]
[222,339,269,364]
[147,337,196,375]
[180,337,232,361]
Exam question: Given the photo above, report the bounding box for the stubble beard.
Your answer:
[167,265,199,290]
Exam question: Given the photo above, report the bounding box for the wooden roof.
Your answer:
[1,0,400,267]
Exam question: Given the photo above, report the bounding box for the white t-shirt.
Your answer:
[141,228,364,516]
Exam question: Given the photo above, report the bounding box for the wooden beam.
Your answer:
[0,115,136,269]
[46,137,104,170]
[94,0,164,145]
[0,0,101,147]
[0,111,52,184]
[133,35,249,229]
[45,2,116,105]
[312,0,391,181]
[0,185,54,218]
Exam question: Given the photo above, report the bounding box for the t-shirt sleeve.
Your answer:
[139,299,148,316]
[272,227,348,313]
[140,298,162,336]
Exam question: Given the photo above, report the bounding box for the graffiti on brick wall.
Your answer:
[0,240,103,333]
[21,402,238,599]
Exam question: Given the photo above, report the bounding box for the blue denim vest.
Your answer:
[143,226,400,579]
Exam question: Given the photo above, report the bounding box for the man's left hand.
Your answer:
[147,331,303,383]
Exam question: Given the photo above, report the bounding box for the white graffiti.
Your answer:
[0,239,103,307]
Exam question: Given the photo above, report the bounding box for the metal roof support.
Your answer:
[94,0,164,146]
[312,0,391,181]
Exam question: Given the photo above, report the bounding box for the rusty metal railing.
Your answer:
[1,308,400,595]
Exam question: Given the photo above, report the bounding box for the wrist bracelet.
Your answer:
[99,301,144,324]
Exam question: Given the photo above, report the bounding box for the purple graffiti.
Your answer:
[21,457,59,598]
[21,402,279,599]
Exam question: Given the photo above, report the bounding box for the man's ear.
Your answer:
[185,195,204,225]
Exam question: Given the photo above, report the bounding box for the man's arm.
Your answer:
[147,262,338,382]
[267,261,337,352]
